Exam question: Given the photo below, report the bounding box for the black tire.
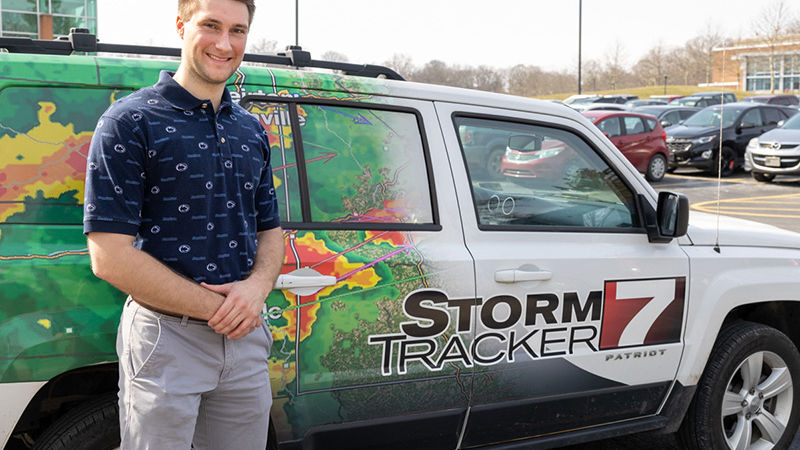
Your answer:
[33,394,119,450]
[712,146,737,177]
[486,147,505,180]
[752,172,776,183]
[645,153,668,182]
[679,321,800,450]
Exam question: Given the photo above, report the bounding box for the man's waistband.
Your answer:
[128,297,207,325]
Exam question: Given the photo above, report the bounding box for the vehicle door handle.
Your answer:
[275,267,337,295]
[494,268,552,283]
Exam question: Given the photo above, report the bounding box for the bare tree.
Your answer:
[248,38,278,54]
[685,25,726,85]
[320,51,349,63]
[752,0,797,92]
[633,43,669,87]
[604,41,627,90]
[382,54,416,79]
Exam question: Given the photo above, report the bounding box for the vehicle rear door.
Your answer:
[238,92,475,447]
[620,115,651,172]
[435,102,690,447]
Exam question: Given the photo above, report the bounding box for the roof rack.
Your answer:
[0,28,405,81]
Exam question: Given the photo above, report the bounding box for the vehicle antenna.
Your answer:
[713,48,726,254]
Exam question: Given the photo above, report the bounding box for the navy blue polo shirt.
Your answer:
[84,71,280,283]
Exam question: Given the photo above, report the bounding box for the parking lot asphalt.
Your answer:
[569,169,800,449]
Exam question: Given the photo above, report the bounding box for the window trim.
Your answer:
[451,111,645,234]
[241,95,441,231]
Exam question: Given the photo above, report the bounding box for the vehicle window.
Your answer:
[0,86,132,225]
[645,118,657,131]
[679,110,697,120]
[299,104,434,225]
[623,116,646,135]
[741,108,764,127]
[454,116,639,230]
[243,102,302,223]
[597,117,622,137]
[662,111,680,125]
[761,107,783,126]
[684,106,746,128]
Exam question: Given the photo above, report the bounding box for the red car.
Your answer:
[582,111,669,182]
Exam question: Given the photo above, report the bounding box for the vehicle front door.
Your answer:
[436,102,690,447]
[734,108,766,155]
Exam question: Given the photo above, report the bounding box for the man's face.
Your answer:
[177,0,249,87]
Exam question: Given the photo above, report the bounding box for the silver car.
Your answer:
[746,112,800,182]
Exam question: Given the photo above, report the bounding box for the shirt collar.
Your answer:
[154,70,233,112]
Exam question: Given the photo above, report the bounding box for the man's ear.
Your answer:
[176,15,185,39]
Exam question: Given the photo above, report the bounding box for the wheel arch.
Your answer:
[719,301,800,353]
[10,363,118,443]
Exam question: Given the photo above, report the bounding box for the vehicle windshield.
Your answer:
[782,113,800,130]
[741,97,768,103]
[682,106,746,128]
[671,97,701,106]
[634,107,661,116]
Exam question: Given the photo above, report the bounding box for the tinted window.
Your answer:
[645,118,657,131]
[300,104,434,225]
[662,111,681,125]
[597,117,622,137]
[741,108,763,127]
[679,110,697,120]
[454,116,638,230]
[762,107,784,126]
[622,116,646,135]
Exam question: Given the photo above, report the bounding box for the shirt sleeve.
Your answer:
[255,133,281,231]
[83,115,147,235]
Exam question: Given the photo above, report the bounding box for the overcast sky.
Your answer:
[98,0,790,73]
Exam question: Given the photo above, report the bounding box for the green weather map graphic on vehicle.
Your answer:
[1,69,443,438]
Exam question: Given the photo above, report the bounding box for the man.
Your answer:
[83,0,284,447]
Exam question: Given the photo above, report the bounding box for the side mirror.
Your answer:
[678,120,685,125]
[778,120,785,127]
[508,135,542,152]
[660,120,672,128]
[740,121,757,129]
[637,192,689,243]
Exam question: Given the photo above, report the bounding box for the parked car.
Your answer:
[745,112,800,182]
[741,94,800,106]
[6,30,800,450]
[563,94,598,105]
[625,99,667,108]
[581,111,669,181]
[569,102,628,112]
[632,105,701,128]
[693,91,738,103]
[650,94,683,103]
[665,102,797,176]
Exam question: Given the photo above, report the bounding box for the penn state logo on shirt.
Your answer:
[151,186,160,194]
[88,162,98,171]
[184,110,194,116]
[268,188,275,195]
[114,186,123,194]
[205,181,214,190]
[178,244,191,254]
[244,181,254,191]
[178,204,190,213]
[217,124,224,130]
[241,144,250,152]
[150,225,161,234]
[224,160,233,169]
[165,126,177,133]
[85,203,96,213]
[207,263,218,272]
[229,240,238,249]
[176,163,188,172]
[148,150,157,158]
[131,113,143,121]
[226,200,236,209]
[147,99,158,105]
[230,114,238,121]
[140,172,146,179]
[114,144,126,153]
[207,222,215,231]
[198,142,208,150]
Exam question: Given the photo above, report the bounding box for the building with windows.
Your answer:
[712,34,800,93]
[0,0,96,40]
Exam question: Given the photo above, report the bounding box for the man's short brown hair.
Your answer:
[178,0,256,25]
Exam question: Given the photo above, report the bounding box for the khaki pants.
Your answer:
[117,298,272,449]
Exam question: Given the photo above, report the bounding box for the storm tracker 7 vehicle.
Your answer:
[3,30,800,450]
